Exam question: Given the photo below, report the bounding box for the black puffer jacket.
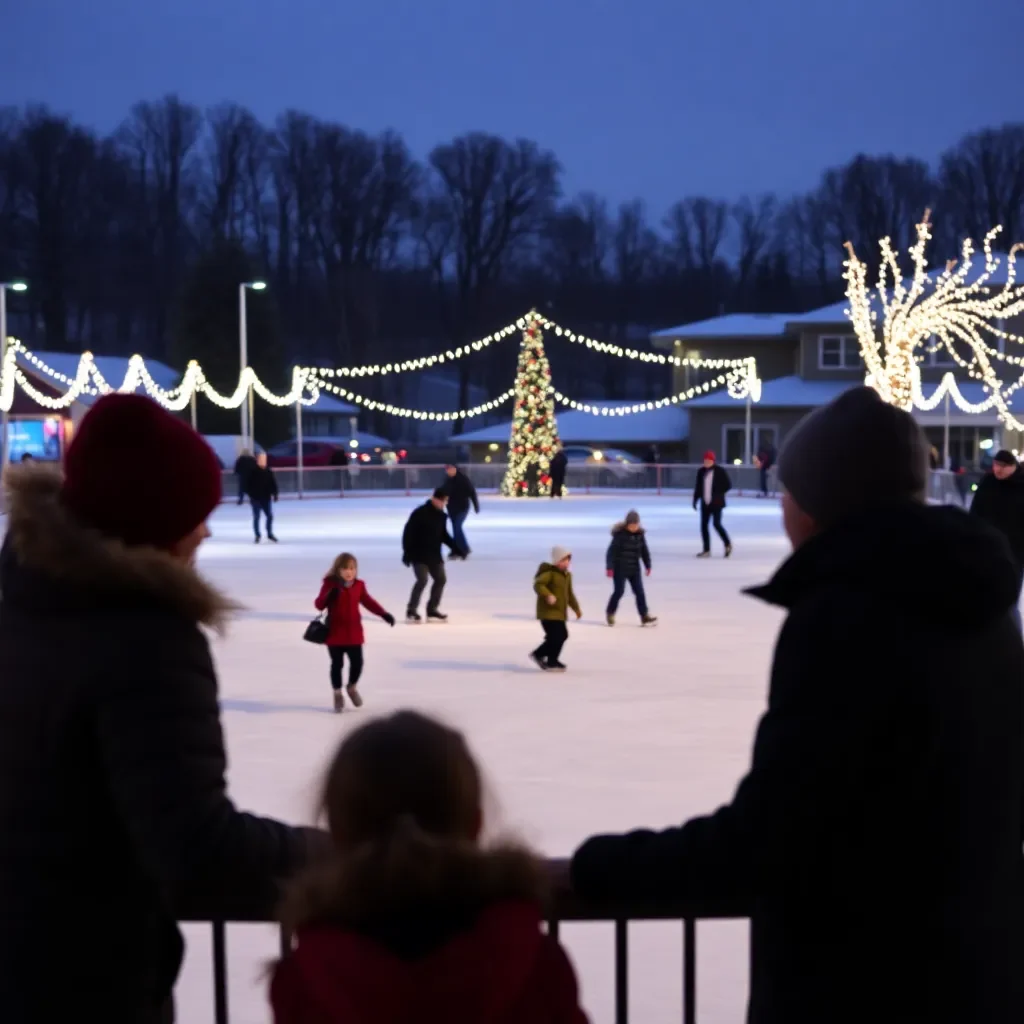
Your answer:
[402,501,457,565]
[971,465,1024,580]
[605,524,651,576]
[573,502,1024,1024]
[0,466,322,1023]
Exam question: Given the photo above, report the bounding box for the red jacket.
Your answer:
[270,900,589,1024]
[315,578,388,646]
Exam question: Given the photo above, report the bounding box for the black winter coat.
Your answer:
[402,501,457,565]
[549,451,568,482]
[693,465,731,508]
[234,452,257,481]
[605,524,651,576]
[971,465,1024,580]
[572,502,1024,1024]
[245,465,279,503]
[0,466,322,1023]
[440,469,479,516]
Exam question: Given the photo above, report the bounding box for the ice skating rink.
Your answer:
[175,492,791,1023]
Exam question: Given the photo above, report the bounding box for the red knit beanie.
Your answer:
[703,450,716,462]
[62,393,222,549]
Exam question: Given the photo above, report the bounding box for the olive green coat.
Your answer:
[533,562,582,621]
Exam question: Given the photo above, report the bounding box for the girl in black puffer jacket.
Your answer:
[605,510,656,626]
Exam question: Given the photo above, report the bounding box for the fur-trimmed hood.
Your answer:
[1,463,236,631]
[611,521,645,535]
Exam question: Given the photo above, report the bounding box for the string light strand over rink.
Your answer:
[844,211,1024,428]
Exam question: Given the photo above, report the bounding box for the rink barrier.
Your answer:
[220,463,963,504]
[186,895,736,1024]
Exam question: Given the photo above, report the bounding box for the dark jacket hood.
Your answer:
[747,501,1020,627]
[611,522,644,535]
[0,463,237,631]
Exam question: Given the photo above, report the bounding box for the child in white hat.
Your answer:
[531,546,582,671]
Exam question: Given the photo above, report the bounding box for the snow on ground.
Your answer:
[172,492,791,1024]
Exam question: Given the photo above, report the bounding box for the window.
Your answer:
[818,335,862,370]
[722,424,779,465]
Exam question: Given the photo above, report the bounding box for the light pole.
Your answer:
[0,281,28,470]
[238,281,266,450]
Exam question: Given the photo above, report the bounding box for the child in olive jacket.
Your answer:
[531,546,582,672]
[606,510,656,626]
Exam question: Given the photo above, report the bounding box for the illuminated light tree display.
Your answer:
[501,310,559,497]
[844,211,1024,427]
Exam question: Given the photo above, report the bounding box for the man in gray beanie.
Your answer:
[567,385,1024,1023]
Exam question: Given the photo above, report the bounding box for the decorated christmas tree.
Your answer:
[501,311,560,497]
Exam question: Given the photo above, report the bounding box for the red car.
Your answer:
[266,440,350,468]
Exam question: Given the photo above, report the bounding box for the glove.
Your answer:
[402,556,410,567]
[383,613,396,627]
[646,568,651,577]
[575,610,583,620]
[606,569,614,578]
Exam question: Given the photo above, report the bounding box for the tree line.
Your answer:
[1,97,1023,417]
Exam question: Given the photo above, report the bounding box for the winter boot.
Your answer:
[346,683,363,708]
[406,611,422,623]
[427,610,448,623]
[332,690,344,713]
[641,614,658,626]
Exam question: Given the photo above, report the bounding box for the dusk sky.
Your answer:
[4,0,1022,214]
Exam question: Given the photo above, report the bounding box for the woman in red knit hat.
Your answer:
[0,394,325,1024]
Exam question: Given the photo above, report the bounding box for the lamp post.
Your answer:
[0,281,28,470]
[238,281,266,450]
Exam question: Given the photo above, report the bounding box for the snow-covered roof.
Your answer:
[450,402,690,444]
[16,350,182,406]
[686,376,854,409]
[650,313,797,341]
[785,301,851,326]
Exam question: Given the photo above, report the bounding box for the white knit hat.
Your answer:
[551,545,572,564]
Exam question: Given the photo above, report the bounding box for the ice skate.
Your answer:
[696,550,710,559]
[529,651,550,671]
[606,613,615,626]
[548,660,567,672]
[254,536,261,544]
[406,611,422,623]
[641,614,658,626]
[332,690,344,713]
[268,533,278,543]
[346,683,363,708]
[724,544,733,558]
[426,610,448,623]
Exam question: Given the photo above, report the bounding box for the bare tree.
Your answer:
[664,196,729,272]
[201,103,269,244]
[733,194,778,300]
[417,132,561,414]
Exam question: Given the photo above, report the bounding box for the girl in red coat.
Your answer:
[271,710,590,1024]
[315,553,394,712]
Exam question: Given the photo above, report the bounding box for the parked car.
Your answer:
[561,445,645,478]
[266,440,349,468]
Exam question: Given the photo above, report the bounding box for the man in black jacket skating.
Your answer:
[440,463,479,557]
[569,387,1024,1024]
[693,450,732,557]
[402,487,460,621]
[970,448,1024,628]
[245,452,279,542]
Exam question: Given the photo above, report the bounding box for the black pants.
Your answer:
[328,645,363,690]
[551,474,565,497]
[700,503,731,551]
[409,562,446,614]
[759,465,769,496]
[534,620,568,663]
[251,497,273,538]
[607,572,648,616]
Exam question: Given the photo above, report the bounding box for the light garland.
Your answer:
[845,211,1024,429]
[315,379,514,421]
[551,372,736,414]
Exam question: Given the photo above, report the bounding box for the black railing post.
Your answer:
[614,918,628,1024]
[212,920,229,1024]
[683,917,697,1024]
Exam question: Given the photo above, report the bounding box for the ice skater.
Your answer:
[314,553,395,712]
[606,510,656,626]
[531,546,582,671]
[246,452,279,543]
[402,487,461,622]
[440,463,479,558]
[693,450,732,557]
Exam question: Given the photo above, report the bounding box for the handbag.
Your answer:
[303,587,338,645]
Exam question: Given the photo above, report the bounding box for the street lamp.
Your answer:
[0,281,28,469]
[238,281,266,449]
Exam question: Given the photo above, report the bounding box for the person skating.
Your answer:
[970,448,1024,629]
[402,487,460,622]
[549,447,568,498]
[440,463,479,558]
[755,442,776,498]
[567,387,1024,1024]
[693,450,732,557]
[605,510,656,626]
[234,448,257,506]
[531,546,582,671]
[314,553,396,712]
[246,452,279,542]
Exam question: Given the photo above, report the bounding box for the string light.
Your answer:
[551,372,736,414]
[845,211,1024,428]
[315,379,514,421]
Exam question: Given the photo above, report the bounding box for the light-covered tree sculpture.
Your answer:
[844,211,1024,426]
[502,311,560,497]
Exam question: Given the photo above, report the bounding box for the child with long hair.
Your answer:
[315,553,394,712]
[270,711,589,1024]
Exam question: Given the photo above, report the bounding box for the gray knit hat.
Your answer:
[625,510,640,526]
[777,386,928,527]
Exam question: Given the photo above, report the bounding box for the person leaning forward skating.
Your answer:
[402,487,461,622]
[566,387,1024,1024]
[0,394,327,1024]
[693,450,732,557]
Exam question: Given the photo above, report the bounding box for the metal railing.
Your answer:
[186,897,739,1024]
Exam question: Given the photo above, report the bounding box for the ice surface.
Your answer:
[170,493,791,1023]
